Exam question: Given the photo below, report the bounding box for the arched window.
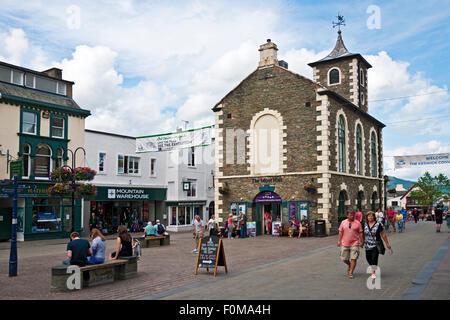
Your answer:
[371,132,377,177]
[22,144,31,178]
[371,192,377,211]
[356,125,362,175]
[34,144,51,178]
[338,116,346,172]
[53,148,64,169]
[360,69,365,86]
[252,114,281,174]
[329,68,340,85]
[357,191,364,211]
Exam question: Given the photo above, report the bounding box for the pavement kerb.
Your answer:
[402,236,450,300]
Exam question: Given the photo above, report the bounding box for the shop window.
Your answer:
[371,132,377,177]
[99,152,106,172]
[356,125,362,175]
[150,158,156,176]
[338,116,346,172]
[53,147,64,169]
[51,116,65,138]
[170,207,177,225]
[178,207,185,225]
[34,144,51,178]
[187,181,197,197]
[31,198,61,233]
[186,207,192,225]
[22,111,38,135]
[329,68,340,85]
[188,147,195,167]
[128,157,140,174]
[22,144,31,178]
[118,155,140,174]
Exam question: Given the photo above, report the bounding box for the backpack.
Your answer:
[157,223,165,234]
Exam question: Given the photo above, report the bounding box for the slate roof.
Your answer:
[308,30,372,68]
[0,81,80,109]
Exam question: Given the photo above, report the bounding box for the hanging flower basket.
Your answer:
[304,182,317,194]
[73,167,97,181]
[47,183,71,197]
[50,167,73,182]
[219,184,230,195]
[75,183,97,199]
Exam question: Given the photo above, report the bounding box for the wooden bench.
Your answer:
[134,234,170,248]
[50,256,138,292]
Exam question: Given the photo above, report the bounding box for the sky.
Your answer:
[0,0,449,181]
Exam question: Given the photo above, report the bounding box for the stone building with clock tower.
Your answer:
[213,30,385,236]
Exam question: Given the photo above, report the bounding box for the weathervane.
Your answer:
[332,13,346,31]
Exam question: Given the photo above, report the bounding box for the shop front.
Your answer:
[166,201,207,232]
[86,186,166,235]
[0,182,83,241]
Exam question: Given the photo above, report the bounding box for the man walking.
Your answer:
[386,207,396,232]
[192,215,204,253]
[435,205,444,233]
[338,212,364,279]
[413,208,419,224]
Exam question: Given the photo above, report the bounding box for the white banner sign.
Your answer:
[394,153,450,169]
[136,126,211,153]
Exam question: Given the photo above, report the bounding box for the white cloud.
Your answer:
[0,28,47,69]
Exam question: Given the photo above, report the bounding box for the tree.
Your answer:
[409,172,450,211]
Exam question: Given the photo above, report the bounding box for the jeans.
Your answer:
[228,225,234,239]
[240,226,247,238]
[87,256,104,264]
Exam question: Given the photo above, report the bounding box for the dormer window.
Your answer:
[328,68,340,85]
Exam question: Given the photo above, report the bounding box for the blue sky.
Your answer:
[0,0,448,181]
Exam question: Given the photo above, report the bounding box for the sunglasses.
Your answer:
[349,223,352,229]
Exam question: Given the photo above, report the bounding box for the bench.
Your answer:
[50,256,138,292]
[134,234,170,248]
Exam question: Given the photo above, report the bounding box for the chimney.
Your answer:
[258,39,278,68]
[41,67,63,79]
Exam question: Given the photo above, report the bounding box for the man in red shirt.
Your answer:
[386,207,396,233]
[338,212,364,279]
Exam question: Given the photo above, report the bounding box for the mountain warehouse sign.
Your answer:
[394,153,450,169]
[94,186,166,201]
[136,126,212,153]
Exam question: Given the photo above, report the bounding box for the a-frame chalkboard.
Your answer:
[194,235,228,276]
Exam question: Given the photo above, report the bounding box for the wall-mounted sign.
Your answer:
[183,182,191,191]
[9,161,22,179]
[42,110,50,119]
[252,177,283,184]
[254,191,282,203]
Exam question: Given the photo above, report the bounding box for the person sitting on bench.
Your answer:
[109,225,132,260]
[63,232,93,266]
[144,221,156,237]
[87,228,106,264]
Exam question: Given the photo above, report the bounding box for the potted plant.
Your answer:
[75,183,97,199]
[73,167,97,181]
[47,183,71,197]
[219,183,230,195]
[50,167,73,182]
[304,181,317,194]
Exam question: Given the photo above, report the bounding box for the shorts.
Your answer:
[340,246,360,261]
[195,233,203,240]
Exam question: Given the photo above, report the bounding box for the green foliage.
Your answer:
[409,172,450,208]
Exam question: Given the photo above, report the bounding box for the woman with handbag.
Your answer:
[363,211,391,279]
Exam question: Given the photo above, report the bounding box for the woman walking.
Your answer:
[363,211,391,279]
[227,214,234,239]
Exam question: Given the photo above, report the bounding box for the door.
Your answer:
[271,203,280,222]
[255,203,262,236]
[0,208,12,241]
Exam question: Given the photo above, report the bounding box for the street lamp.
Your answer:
[61,147,86,233]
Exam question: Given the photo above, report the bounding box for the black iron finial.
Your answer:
[332,13,345,32]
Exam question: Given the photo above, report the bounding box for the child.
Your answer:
[396,212,403,233]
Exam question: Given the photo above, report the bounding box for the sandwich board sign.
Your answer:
[194,235,228,277]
